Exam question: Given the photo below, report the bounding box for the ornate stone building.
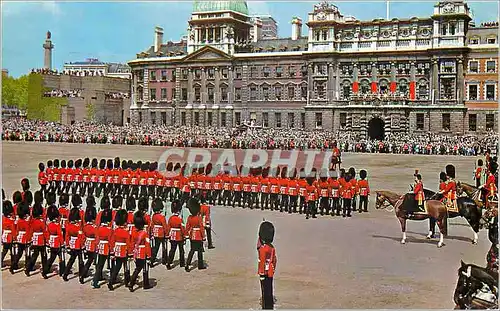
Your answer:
[128,0,497,138]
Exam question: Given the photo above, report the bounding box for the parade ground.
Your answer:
[1,141,490,309]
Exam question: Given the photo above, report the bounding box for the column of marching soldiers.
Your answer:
[1,157,370,292]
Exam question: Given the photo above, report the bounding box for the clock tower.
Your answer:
[307,1,344,52]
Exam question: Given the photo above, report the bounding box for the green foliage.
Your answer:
[27,73,67,121]
[86,102,96,121]
[1,74,28,110]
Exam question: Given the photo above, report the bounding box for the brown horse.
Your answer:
[457,182,498,223]
[375,190,449,248]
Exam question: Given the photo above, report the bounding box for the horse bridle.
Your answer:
[375,193,390,209]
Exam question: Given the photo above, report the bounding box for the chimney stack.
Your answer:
[291,17,302,40]
[154,26,164,53]
[253,18,263,43]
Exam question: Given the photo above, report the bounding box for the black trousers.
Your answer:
[233,192,242,207]
[332,197,341,215]
[343,198,352,216]
[243,192,251,207]
[44,247,65,276]
[306,200,317,218]
[359,196,368,212]
[280,194,288,212]
[27,245,47,272]
[1,243,14,267]
[109,257,130,286]
[168,240,185,267]
[222,190,232,206]
[352,196,357,211]
[270,194,279,210]
[64,249,83,278]
[299,197,306,213]
[129,258,149,289]
[260,276,274,310]
[476,178,481,188]
[288,196,298,213]
[152,237,167,265]
[92,254,109,285]
[261,193,269,209]
[320,197,330,215]
[186,240,204,269]
[205,227,214,248]
[11,243,29,270]
[81,251,96,279]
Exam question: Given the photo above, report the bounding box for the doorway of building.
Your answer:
[368,117,385,140]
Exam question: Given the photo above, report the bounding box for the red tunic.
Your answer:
[185,215,205,241]
[414,182,424,203]
[306,185,318,201]
[16,218,32,244]
[45,221,64,248]
[357,179,370,196]
[298,179,307,197]
[31,218,46,246]
[65,222,85,250]
[113,227,131,258]
[38,171,48,185]
[2,216,16,244]
[279,179,288,195]
[83,222,98,252]
[444,180,457,201]
[258,244,277,277]
[287,180,298,196]
[485,174,497,196]
[319,181,330,198]
[131,229,151,259]
[151,213,168,238]
[329,179,340,198]
[46,167,54,182]
[200,204,211,227]
[167,214,185,241]
[96,225,114,256]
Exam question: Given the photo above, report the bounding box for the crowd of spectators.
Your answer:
[43,89,83,98]
[3,118,497,156]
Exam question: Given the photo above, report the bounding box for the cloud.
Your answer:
[248,1,271,16]
[2,1,61,17]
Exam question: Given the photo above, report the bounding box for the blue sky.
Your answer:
[2,0,498,77]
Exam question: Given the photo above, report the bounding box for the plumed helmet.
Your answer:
[359,169,367,179]
[99,159,106,169]
[47,160,53,168]
[83,157,90,168]
[39,162,45,172]
[34,191,43,205]
[69,207,81,222]
[46,192,57,205]
[86,195,96,208]
[107,159,113,170]
[122,160,128,170]
[21,178,30,191]
[75,159,82,169]
[59,193,69,206]
[440,172,447,182]
[115,209,128,226]
[171,199,181,214]
[153,197,164,212]
[114,157,121,169]
[91,158,98,168]
[85,206,97,223]
[53,159,60,168]
[3,200,13,217]
[47,205,60,221]
[126,196,136,211]
[259,221,275,244]
[100,196,111,210]
[138,197,148,212]
[134,212,146,230]
[187,197,201,216]
[17,202,30,219]
[24,191,33,206]
[478,159,483,167]
[100,208,112,224]
[61,160,67,168]
[71,194,83,208]
[445,164,455,179]
[13,191,22,204]
[68,160,74,168]
[112,195,123,209]
[489,217,498,245]
[348,167,356,178]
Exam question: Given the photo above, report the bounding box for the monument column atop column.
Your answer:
[43,31,54,70]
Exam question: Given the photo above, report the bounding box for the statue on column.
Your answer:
[47,31,51,40]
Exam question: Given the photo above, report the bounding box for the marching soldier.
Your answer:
[341,174,353,217]
[126,196,136,233]
[200,199,215,249]
[232,174,243,208]
[287,172,299,214]
[38,162,49,196]
[279,170,289,212]
[58,193,70,240]
[108,209,132,291]
[357,170,370,213]
[120,160,131,198]
[96,195,111,226]
[305,175,318,219]
[62,207,85,281]
[64,159,74,194]
[73,159,83,195]
[81,158,91,197]
[151,198,168,266]
[298,169,308,214]
[260,169,270,210]
[2,201,16,270]
[128,211,152,291]
[475,159,483,188]
[42,205,65,279]
[185,198,206,271]
[251,170,262,209]
[328,170,340,216]
[348,167,358,212]
[318,174,330,216]
[89,158,99,197]
[221,172,232,207]
[96,159,106,198]
[59,160,67,195]
[12,202,31,274]
[167,200,186,270]
[243,173,252,208]
[257,221,277,310]
[269,172,280,211]
[46,160,55,194]
[92,208,113,289]
[25,202,47,277]
[480,161,498,209]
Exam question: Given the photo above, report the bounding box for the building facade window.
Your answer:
[208,68,215,79]
[171,71,176,82]
[161,70,167,80]
[150,70,157,81]
[469,38,479,45]
[486,60,496,73]
[194,112,200,126]
[486,84,496,100]
[275,113,281,128]
[301,113,305,128]
[138,111,142,123]
[315,113,322,128]
[207,112,213,126]
[161,112,167,125]
[250,67,258,78]
[469,114,477,132]
[263,67,271,77]
[250,86,257,100]
[289,66,296,77]
[235,87,241,100]
[161,88,167,99]
[288,113,294,128]
[151,112,156,125]
[181,88,187,101]
[487,37,497,44]
[275,85,282,100]
[195,87,201,101]
[486,114,495,130]
[468,61,479,73]
[221,86,228,101]
[182,69,188,79]
[221,68,228,79]
[195,69,201,79]
[181,112,186,126]
[235,67,242,79]
[276,66,283,77]
[150,88,156,100]
[442,113,451,131]
[416,113,424,130]
[263,86,270,100]
[468,85,478,100]
[235,112,241,126]
[288,86,295,99]
[301,85,307,99]
[221,112,227,127]
[208,87,214,102]
[340,113,347,128]
[263,112,269,127]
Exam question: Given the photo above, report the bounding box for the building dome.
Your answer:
[193,0,249,15]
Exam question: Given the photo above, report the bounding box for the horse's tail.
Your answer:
[442,214,448,236]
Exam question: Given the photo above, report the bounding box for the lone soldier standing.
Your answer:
[258,221,277,310]
[357,170,370,213]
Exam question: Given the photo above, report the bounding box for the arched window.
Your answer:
[360,80,370,94]
[398,79,408,95]
[342,80,351,99]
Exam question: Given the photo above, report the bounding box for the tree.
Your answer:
[27,73,67,121]
[1,75,28,110]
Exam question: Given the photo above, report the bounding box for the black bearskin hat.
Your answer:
[72,194,83,208]
[166,162,173,172]
[259,221,275,244]
[114,157,121,169]
[171,199,181,214]
[54,159,60,168]
[153,197,164,213]
[46,192,57,205]
[348,167,356,179]
[138,196,148,212]
[122,160,128,170]
[99,159,106,170]
[446,164,455,179]
[83,158,90,168]
[340,168,346,178]
[101,196,111,210]
[115,209,128,226]
[440,172,447,182]
[85,206,97,223]
[47,205,60,221]
[490,162,498,174]
[3,200,13,217]
[69,207,81,222]
[68,160,74,168]
[13,191,22,204]
[47,160,53,168]
[61,160,67,168]
[478,159,483,167]
[489,217,498,245]
[134,212,146,230]
[187,198,201,216]
[345,174,352,183]
[127,160,133,168]
[359,170,367,180]
[86,195,96,208]
[39,162,45,172]
[141,163,148,172]
[107,159,113,170]
[91,158,98,168]
[150,162,157,172]
[17,202,30,219]
[1,188,4,202]
[24,191,33,206]
[21,178,30,191]
[126,196,136,211]
[34,191,43,205]
[32,202,44,218]
[137,161,143,169]
[59,193,69,206]
[112,195,123,209]
[415,174,422,181]
[75,159,82,169]
[100,208,112,224]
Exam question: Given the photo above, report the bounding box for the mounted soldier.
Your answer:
[442,164,458,212]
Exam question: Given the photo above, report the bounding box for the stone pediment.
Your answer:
[182,46,232,62]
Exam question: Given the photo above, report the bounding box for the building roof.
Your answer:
[140,40,188,58]
[251,37,309,52]
[108,63,131,73]
[65,58,106,65]
[193,0,248,15]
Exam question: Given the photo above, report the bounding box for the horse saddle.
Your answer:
[446,200,459,213]
[403,193,427,214]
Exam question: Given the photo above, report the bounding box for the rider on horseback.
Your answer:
[440,165,458,212]
[438,172,447,202]
[413,173,425,213]
[480,161,498,209]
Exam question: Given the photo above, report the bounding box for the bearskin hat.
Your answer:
[114,157,121,169]
[100,208,113,224]
[99,159,106,170]
[127,160,133,169]
[84,206,97,223]
[32,202,44,218]
[413,169,419,177]
[122,160,128,170]
[166,162,173,172]
[91,158,98,168]
[69,207,81,222]
[107,159,113,170]
[86,195,96,208]
[138,196,148,212]
[24,191,33,206]
[134,212,146,230]
[17,202,30,219]
[47,205,60,221]
[446,164,456,179]
[59,193,69,206]
[72,194,83,208]
[478,159,483,167]
[340,168,346,179]
[115,209,128,226]
[126,196,136,211]
[3,200,13,217]
[21,178,30,191]
[171,199,181,214]
[415,174,422,181]
[46,192,57,205]
[205,163,213,176]
[262,166,270,178]
[75,159,82,169]
[39,162,45,172]
[68,160,74,168]
[47,160,53,168]
[174,162,181,173]
[145,161,151,170]
[348,167,356,179]
[489,217,498,245]
[153,197,164,213]
[130,163,137,171]
[141,163,149,172]
[137,161,143,169]
[187,198,201,216]
[83,158,90,168]
[61,160,67,168]
[490,162,498,174]
[1,188,5,202]
[53,159,60,168]
[259,221,275,244]
[12,191,22,204]
[100,196,111,210]
[440,172,447,182]
[359,169,367,180]
[112,195,123,209]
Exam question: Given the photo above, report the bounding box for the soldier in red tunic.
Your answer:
[260,169,271,210]
[26,202,47,276]
[11,202,31,274]
[328,170,340,216]
[128,211,152,291]
[357,170,370,213]
[95,159,107,198]
[258,221,277,310]
[287,172,299,214]
[79,205,97,284]
[42,205,65,279]
[269,174,280,211]
[126,196,136,233]
[92,208,114,289]
[147,162,158,199]
[58,160,67,195]
[348,167,358,212]
[475,159,483,188]
[46,160,54,194]
[185,198,206,271]
[64,159,75,194]
[200,200,214,249]
[58,193,70,241]
[305,176,318,219]
[442,165,457,211]
[73,159,83,196]
[298,169,308,214]
[318,175,330,216]
[341,175,354,217]
[88,158,99,197]
[481,162,498,209]
[62,208,85,281]
[80,158,90,197]
[151,198,168,266]
[166,200,186,269]
[38,162,48,196]
[96,195,111,226]
[108,209,132,290]
[232,174,243,208]
[2,200,16,270]
[413,173,425,213]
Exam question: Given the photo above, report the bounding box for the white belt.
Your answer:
[86,237,95,240]
[193,228,201,231]
[171,228,180,231]
[33,232,43,236]
[18,231,26,234]
[154,225,163,228]
[138,245,146,248]
[115,242,126,246]
[61,218,68,221]
[99,240,109,243]
[4,230,11,233]
[50,234,58,237]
